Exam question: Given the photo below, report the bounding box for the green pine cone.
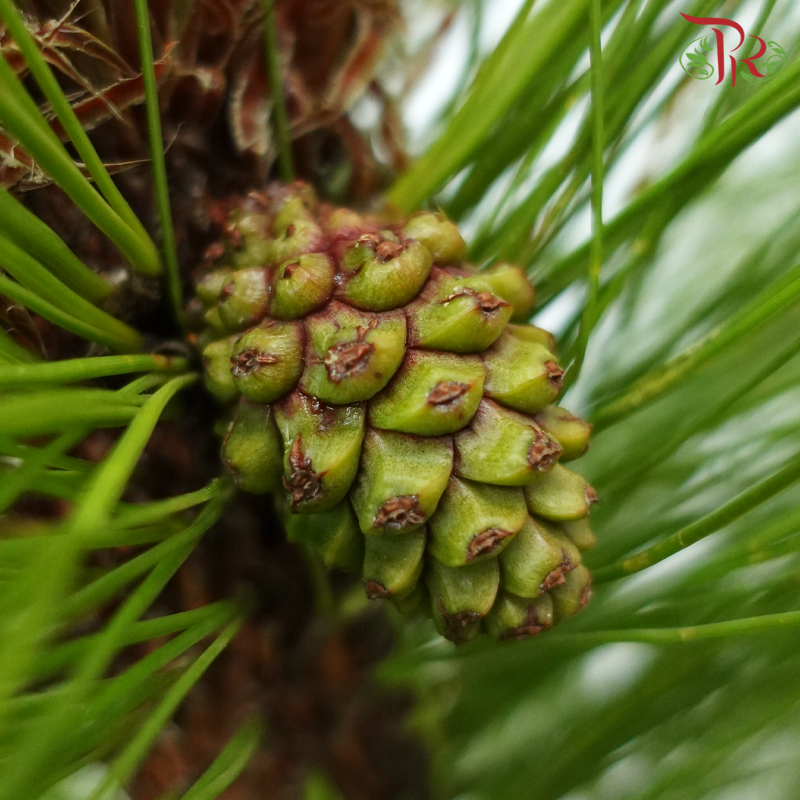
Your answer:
[192,182,598,643]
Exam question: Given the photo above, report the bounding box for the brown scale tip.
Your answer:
[500,623,546,641]
[332,233,378,266]
[220,282,235,300]
[230,348,278,377]
[540,566,567,592]
[585,485,600,505]
[545,360,565,389]
[376,240,407,262]
[438,598,481,644]
[374,496,426,530]
[442,286,509,314]
[364,580,391,600]
[467,527,515,561]
[500,606,549,641]
[528,431,563,471]
[324,339,374,383]
[540,548,577,593]
[580,584,593,609]
[358,233,381,248]
[427,381,469,406]
[475,291,507,312]
[282,437,322,507]
[281,261,300,278]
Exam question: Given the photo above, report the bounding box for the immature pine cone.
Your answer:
[192,182,597,643]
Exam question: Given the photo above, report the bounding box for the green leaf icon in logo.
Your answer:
[764,41,786,78]
[680,36,714,80]
[698,35,714,52]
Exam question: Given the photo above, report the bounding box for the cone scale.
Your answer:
[193,182,598,643]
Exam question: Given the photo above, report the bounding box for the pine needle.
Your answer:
[261,0,294,182]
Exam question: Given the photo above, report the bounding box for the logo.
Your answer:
[679,13,785,86]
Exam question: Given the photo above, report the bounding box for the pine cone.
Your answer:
[191,182,596,643]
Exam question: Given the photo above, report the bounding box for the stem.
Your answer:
[0,273,143,353]
[70,374,199,537]
[29,601,236,682]
[594,448,800,582]
[0,187,112,303]
[261,0,294,181]
[114,480,221,528]
[0,389,144,437]
[0,354,186,389]
[563,0,604,390]
[0,326,37,364]
[0,233,137,343]
[554,610,800,646]
[133,0,184,327]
